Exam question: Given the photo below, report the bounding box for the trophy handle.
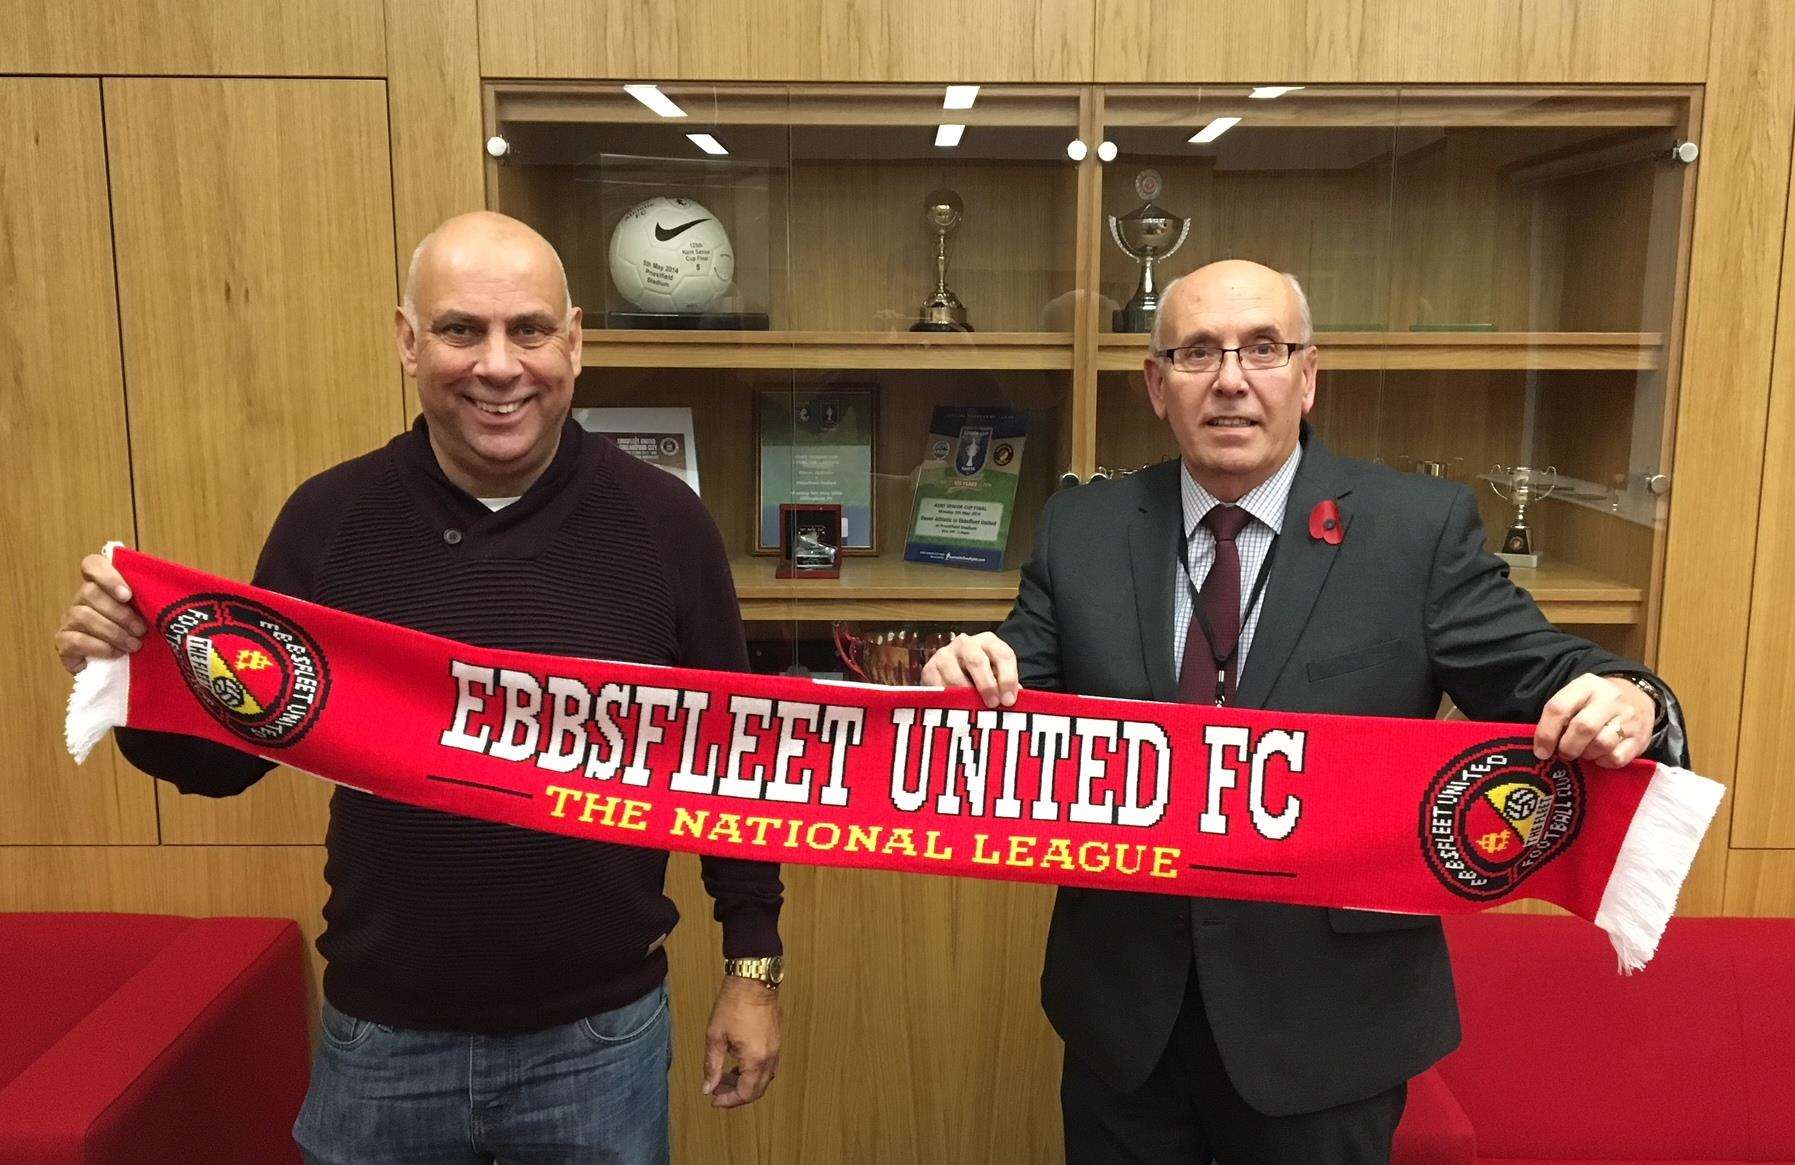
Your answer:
[1162,217,1193,262]
[1107,215,1133,258]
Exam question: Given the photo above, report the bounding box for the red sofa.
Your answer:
[0,912,310,1163]
[1394,914,1795,1164]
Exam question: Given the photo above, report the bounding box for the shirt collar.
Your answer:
[1181,444,1303,539]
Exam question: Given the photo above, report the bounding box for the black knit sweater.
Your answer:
[116,416,782,1033]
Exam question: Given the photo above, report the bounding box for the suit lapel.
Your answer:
[1128,461,1183,701]
[1234,433,1355,709]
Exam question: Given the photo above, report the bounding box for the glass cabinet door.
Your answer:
[487,82,1085,678]
[1094,85,1696,659]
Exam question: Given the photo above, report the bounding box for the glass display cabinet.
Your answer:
[1095,85,1696,664]
[485,81,1696,673]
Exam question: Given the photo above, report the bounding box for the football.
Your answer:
[608,196,736,313]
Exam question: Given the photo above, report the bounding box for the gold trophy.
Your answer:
[1488,464,1559,568]
[911,189,972,332]
[832,624,958,686]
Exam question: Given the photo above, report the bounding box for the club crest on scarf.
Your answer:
[1421,736,1584,900]
[156,594,330,747]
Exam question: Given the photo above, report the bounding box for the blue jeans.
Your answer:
[293,981,671,1164]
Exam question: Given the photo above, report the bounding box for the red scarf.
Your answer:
[67,547,1723,971]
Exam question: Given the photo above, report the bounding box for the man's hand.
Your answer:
[920,631,1020,709]
[1533,674,1657,768]
[54,552,146,676]
[701,975,781,1109]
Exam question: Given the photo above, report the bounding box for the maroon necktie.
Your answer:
[1178,504,1252,705]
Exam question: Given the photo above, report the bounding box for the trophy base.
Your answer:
[605,311,771,331]
[1112,304,1156,333]
[1497,551,1542,569]
[909,319,974,333]
[775,563,840,579]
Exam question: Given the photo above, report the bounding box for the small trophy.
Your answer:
[1488,464,1559,568]
[832,624,959,686]
[776,503,843,579]
[1109,170,1192,333]
[912,188,972,332]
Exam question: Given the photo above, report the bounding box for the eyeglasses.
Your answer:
[1152,340,1311,374]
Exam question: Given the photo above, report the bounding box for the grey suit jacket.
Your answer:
[999,428,1674,1115]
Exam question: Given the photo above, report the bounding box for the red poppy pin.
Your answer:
[1309,499,1343,545]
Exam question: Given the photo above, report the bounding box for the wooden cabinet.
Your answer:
[489,81,1698,660]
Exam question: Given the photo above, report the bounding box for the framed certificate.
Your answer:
[572,406,700,495]
[755,387,877,554]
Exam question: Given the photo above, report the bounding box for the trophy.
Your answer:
[1109,170,1192,333]
[832,624,958,686]
[776,503,843,579]
[912,189,972,332]
[1487,464,1559,568]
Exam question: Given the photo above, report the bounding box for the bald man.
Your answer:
[56,213,785,1163]
[923,261,1685,1163]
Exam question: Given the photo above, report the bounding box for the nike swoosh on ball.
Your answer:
[654,218,710,241]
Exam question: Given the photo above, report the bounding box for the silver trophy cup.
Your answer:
[1109,169,1192,333]
[1488,464,1559,568]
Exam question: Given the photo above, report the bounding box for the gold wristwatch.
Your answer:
[724,955,785,987]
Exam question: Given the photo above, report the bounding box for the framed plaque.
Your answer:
[903,405,1028,571]
[776,504,843,579]
[755,387,877,554]
[573,406,700,494]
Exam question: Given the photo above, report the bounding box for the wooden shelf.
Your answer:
[585,330,1074,372]
[1101,89,1688,130]
[496,83,1081,130]
[1096,331,1663,373]
[726,554,1639,626]
[1509,561,1644,625]
[731,554,1020,622]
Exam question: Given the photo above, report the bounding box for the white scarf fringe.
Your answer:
[1593,762,1727,972]
[63,542,131,764]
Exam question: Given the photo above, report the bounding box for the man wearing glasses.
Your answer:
[923,259,1683,1162]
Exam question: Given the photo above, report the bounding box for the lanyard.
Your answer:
[1179,517,1280,706]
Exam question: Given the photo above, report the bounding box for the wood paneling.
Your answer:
[105,78,403,844]
[386,0,486,425]
[0,0,385,76]
[1730,106,1795,849]
[1095,0,1711,83]
[0,79,154,844]
[1653,0,1795,910]
[478,0,1092,82]
[661,856,1063,1164]
[1723,850,1795,915]
[1096,0,1390,83]
[1383,0,1713,83]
